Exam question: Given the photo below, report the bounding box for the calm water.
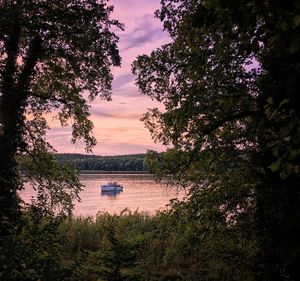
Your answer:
[21,174,186,217]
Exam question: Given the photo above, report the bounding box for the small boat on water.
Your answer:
[101,181,123,192]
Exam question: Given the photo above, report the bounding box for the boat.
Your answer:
[101,181,123,192]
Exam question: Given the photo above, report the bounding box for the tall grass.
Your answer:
[16,207,256,281]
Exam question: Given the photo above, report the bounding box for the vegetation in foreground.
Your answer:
[13,202,256,281]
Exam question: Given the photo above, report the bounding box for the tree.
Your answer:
[133,0,299,280]
[0,0,122,277]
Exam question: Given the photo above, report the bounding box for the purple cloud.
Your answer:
[47,0,170,155]
[121,14,166,51]
[112,73,134,89]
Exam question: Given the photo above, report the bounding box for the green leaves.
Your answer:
[1,0,122,152]
[269,159,281,172]
[133,1,300,279]
[0,2,121,277]
[0,0,122,214]
[20,148,83,216]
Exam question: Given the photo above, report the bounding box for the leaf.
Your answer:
[269,160,281,172]
[294,15,300,27]
[267,97,273,105]
[272,145,280,157]
[279,99,289,108]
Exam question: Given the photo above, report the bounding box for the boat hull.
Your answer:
[101,185,123,192]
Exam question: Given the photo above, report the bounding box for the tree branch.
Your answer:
[203,110,256,135]
[1,19,21,94]
[179,110,257,174]
[17,36,43,99]
[30,92,69,105]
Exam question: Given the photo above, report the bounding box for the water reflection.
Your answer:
[101,190,123,197]
[21,174,185,216]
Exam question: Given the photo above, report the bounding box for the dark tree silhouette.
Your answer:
[0,0,122,277]
[133,0,300,279]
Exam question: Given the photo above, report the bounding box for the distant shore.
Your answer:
[78,170,150,174]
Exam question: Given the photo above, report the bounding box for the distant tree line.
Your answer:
[55,153,149,172]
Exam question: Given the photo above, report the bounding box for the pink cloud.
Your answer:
[47,0,170,155]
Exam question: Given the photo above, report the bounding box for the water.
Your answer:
[21,174,186,217]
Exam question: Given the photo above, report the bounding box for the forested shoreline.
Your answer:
[55,153,149,172]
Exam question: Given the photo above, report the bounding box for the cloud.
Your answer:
[92,141,166,156]
[112,73,135,89]
[46,0,170,156]
[121,14,166,52]
[90,108,142,120]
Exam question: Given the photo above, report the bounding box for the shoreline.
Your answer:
[78,170,150,175]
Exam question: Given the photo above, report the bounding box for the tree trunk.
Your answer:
[0,19,23,272]
[256,170,300,281]
[0,18,42,275]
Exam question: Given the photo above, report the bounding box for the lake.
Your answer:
[21,174,186,217]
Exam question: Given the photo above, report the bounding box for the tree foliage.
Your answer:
[0,0,121,278]
[55,153,149,172]
[17,210,255,281]
[133,0,300,280]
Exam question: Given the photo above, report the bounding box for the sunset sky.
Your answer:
[46,0,170,155]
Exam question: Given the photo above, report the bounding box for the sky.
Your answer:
[47,0,171,156]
